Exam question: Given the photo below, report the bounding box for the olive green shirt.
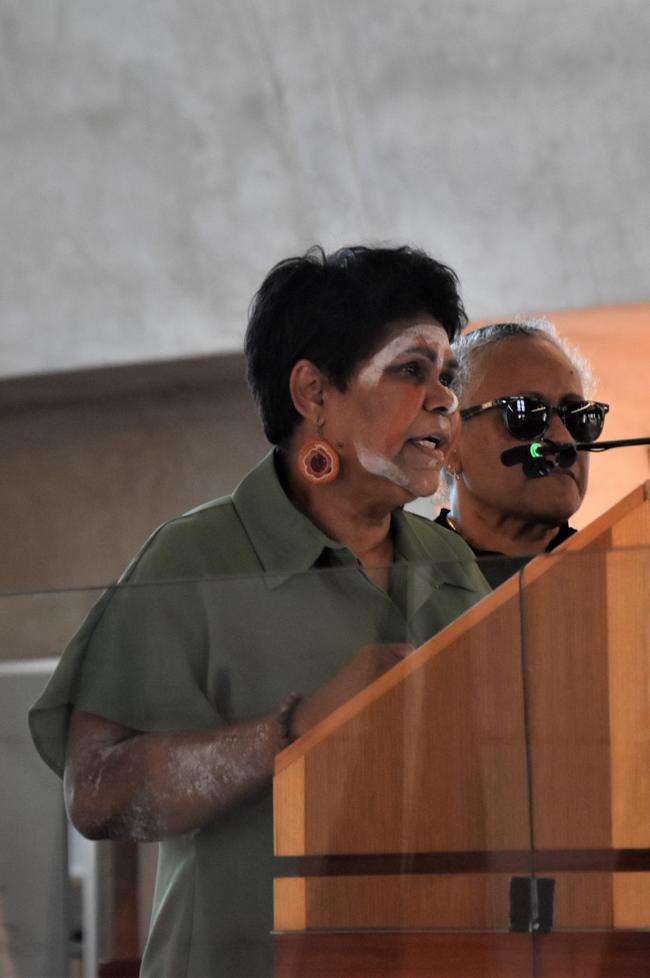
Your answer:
[30,452,489,978]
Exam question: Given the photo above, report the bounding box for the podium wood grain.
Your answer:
[273,482,650,973]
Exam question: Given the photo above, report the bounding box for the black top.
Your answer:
[434,509,576,589]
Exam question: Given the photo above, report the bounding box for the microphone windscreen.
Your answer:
[500,444,534,467]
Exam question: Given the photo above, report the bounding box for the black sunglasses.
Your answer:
[460,395,609,443]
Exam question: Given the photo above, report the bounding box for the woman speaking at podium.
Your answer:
[436,320,609,587]
[30,245,489,978]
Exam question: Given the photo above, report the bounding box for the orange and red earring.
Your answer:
[298,438,340,485]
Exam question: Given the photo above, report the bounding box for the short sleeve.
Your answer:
[29,520,225,777]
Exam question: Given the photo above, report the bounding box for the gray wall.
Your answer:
[2,0,649,378]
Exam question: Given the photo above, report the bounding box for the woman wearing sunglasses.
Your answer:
[436,320,609,587]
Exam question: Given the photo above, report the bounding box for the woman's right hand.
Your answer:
[291,642,413,740]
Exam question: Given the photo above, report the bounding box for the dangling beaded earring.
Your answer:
[297,422,340,485]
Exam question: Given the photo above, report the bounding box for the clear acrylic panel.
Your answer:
[2,543,648,977]
[518,543,650,978]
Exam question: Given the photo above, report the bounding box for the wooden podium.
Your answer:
[273,483,650,977]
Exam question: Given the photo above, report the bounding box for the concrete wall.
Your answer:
[2,0,649,377]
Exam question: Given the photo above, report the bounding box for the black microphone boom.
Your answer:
[576,437,650,452]
[500,442,576,467]
[500,442,573,478]
[500,444,537,467]
[500,437,650,479]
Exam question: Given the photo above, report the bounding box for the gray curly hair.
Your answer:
[452,318,594,399]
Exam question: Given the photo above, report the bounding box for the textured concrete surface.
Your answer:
[1,0,649,377]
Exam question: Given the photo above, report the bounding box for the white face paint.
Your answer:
[356,325,455,396]
[354,446,422,491]
[334,320,460,499]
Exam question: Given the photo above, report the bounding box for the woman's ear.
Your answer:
[289,360,327,423]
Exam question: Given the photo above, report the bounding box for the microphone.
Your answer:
[500,436,650,478]
[501,444,543,467]
[500,441,578,478]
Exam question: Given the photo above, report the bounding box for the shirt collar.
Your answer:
[391,508,479,594]
[232,452,479,595]
[231,451,346,587]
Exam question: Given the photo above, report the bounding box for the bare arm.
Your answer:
[64,709,283,841]
[64,642,412,843]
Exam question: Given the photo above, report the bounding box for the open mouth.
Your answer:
[409,435,445,456]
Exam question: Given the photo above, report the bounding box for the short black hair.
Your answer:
[244,244,467,445]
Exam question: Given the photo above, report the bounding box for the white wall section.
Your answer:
[1,0,649,377]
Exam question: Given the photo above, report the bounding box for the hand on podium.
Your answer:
[290,642,414,740]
